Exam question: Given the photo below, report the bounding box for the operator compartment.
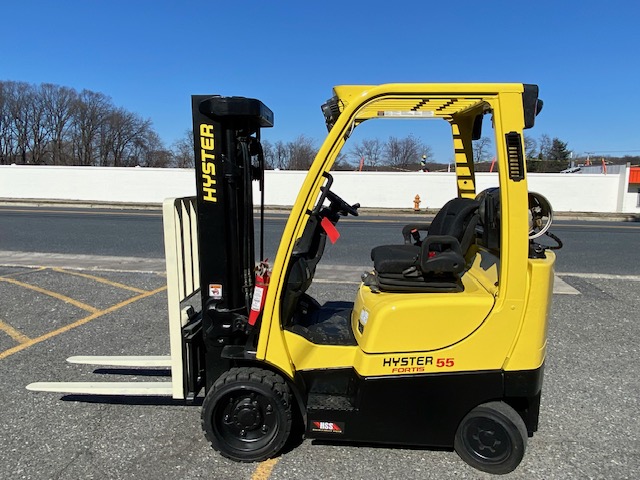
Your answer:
[280,173,360,347]
[354,192,502,354]
[354,251,497,354]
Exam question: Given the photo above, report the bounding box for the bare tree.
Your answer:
[384,134,424,169]
[7,82,33,164]
[42,83,77,165]
[101,108,152,167]
[287,135,317,170]
[350,138,384,169]
[472,136,492,162]
[72,90,112,166]
[146,148,173,167]
[143,136,173,168]
[524,135,537,159]
[28,86,49,164]
[125,130,171,167]
[332,152,353,171]
[421,144,434,163]
[537,134,552,160]
[272,140,288,169]
[170,130,194,168]
[384,136,403,168]
[260,139,274,169]
[0,82,15,164]
[0,80,167,167]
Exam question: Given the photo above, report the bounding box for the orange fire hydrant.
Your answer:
[413,194,421,212]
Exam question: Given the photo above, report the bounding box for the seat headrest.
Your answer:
[428,197,480,238]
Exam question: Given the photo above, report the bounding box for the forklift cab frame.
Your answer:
[263,83,546,369]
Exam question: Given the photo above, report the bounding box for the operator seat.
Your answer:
[369,197,480,292]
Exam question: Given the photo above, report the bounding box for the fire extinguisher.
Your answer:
[248,261,270,326]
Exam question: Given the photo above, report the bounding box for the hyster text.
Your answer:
[383,356,455,373]
[200,124,217,202]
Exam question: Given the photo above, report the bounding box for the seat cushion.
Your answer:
[375,271,463,293]
[370,244,420,274]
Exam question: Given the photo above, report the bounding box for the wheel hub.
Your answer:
[472,427,502,453]
[465,419,510,461]
[233,398,263,430]
[217,391,276,445]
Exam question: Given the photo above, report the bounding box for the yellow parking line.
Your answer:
[251,458,280,480]
[0,285,167,361]
[51,268,148,294]
[0,267,47,279]
[0,318,31,344]
[0,276,99,313]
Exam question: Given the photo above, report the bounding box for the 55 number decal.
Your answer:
[382,355,456,374]
[436,358,455,368]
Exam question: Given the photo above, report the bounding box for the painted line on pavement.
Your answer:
[0,251,166,274]
[553,276,580,295]
[556,272,640,281]
[0,318,31,344]
[251,458,280,480]
[0,266,47,278]
[315,265,582,295]
[4,251,638,296]
[0,275,100,313]
[0,286,167,361]
[52,267,149,294]
[314,274,581,294]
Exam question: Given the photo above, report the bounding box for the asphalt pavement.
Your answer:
[0,206,639,479]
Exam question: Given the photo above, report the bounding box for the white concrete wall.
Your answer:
[526,173,622,213]
[0,165,195,204]
[1,165,638,213]
[625,183,640,212]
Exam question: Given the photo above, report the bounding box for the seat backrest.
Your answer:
[428,197,480,254]
[476,187,501,250]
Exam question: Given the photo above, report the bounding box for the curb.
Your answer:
[1,198,639,222]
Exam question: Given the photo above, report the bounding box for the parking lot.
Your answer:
[0,258,639,479]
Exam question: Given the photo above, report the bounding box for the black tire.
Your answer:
[201,367,292,462]
[454,401,528,475]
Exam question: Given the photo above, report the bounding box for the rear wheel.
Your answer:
[201,367,292,462]
[454,401,528,475]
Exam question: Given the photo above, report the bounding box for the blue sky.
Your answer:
[1,1,639,163]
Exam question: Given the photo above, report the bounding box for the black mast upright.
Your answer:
[191,95,273,387]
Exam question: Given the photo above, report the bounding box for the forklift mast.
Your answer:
[191,96,274,387]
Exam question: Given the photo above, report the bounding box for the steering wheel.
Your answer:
[528,192,553,239]
[324,188,359,216]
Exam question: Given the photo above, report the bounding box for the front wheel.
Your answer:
[454,401,528,475]
[201,367,292,462]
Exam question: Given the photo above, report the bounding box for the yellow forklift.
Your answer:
[28,83,561,474]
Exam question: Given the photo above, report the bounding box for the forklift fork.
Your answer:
[27,197,204,400]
